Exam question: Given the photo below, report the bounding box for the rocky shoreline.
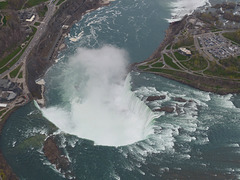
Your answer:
[25,0,114,176]
[0,108,19,180]
[2,0,240,178]
[0,0,112,179]
[26,0,112,103]
[43,136,74,179]
[133,12,240,95]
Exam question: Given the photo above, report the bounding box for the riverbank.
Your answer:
[24,0,114,176]
[26,0,113,104]
[0,107,20,180]
[0,0,113,178]
[134,2,240,95]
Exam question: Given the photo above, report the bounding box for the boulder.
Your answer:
[43,136,74,179]
[146,95,166,101]
[154,106,174,113]
[174,97,187,102]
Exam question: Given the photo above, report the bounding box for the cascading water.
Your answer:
[41,46,158,146]
[2,0,240,179]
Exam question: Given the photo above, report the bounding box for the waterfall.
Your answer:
[40,46,157,147]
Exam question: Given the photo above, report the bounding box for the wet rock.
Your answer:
[27,0,107,99]
[43,136,74,179]
[155,106,174,113]
[174,97,187,102]
[146,95,166,101]
[0,151,18,180]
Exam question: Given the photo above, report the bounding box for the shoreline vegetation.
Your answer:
[133,2,240,95]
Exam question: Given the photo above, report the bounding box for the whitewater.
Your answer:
[2,0,240,179]
[41,0,212,147]
[42,46,158,146]
[166,0,210,22]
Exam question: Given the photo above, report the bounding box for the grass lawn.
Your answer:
[174,51,189,61]
[18,71,23,78]
[152,62,164,68]
[0,39,30,74]
[163,54,180,70]
[31,26,37,35]
[173,36,194,49]
[222,31,240,45]
[0,46,22,68]
[10,65,22,78]
[219,56,240,71]
[0,110,6,116]
[181,55,208,71]
[38,5,48,17]
[204,61,240,79]
[0,2,8,9]
[148,68,165,73]
[2,16,6,25]
[138,65,149,70]
[57,0,65,5]
[34,22,41,26]
[24,0,49,8]
[0,26,36,74]
[166,44,171,50]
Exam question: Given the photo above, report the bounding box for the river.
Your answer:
[1,0,240,179]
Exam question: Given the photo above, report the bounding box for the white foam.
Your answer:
[69,31,84,42]
[167,0,210,23]
[179,134,196,142]
[180,154,191,159]
[42,46,157,147]
[212,94,238,109]
[12,141,16,147]
[227,143,240,148]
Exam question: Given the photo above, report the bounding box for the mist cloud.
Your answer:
[42,46,155,146]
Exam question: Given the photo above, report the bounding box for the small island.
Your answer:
[134,2,240,95]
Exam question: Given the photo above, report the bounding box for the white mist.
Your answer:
[42,46,156,146]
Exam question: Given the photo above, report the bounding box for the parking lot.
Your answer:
[197,33,240,59]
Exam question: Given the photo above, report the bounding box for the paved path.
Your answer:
[0,1,57,79]
[0,0,59,119]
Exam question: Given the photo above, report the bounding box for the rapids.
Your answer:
[1,0,240,179]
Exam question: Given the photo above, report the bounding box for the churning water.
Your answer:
[1,0,240,179]
[42,46,157,146]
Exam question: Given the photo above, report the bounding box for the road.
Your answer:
[0,1,57,79]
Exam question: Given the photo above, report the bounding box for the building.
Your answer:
[0,90,17,101]
[0,79,13,90]
[18,10,35,22]
[0,103,7,108]
[178,47,192,56]
[0,79,21,102]
[26,14,35,22]
[62,25,69,30]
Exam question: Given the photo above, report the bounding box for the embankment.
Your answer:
[26,0,107,99]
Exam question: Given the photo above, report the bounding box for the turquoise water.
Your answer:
[1,0,240,179]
